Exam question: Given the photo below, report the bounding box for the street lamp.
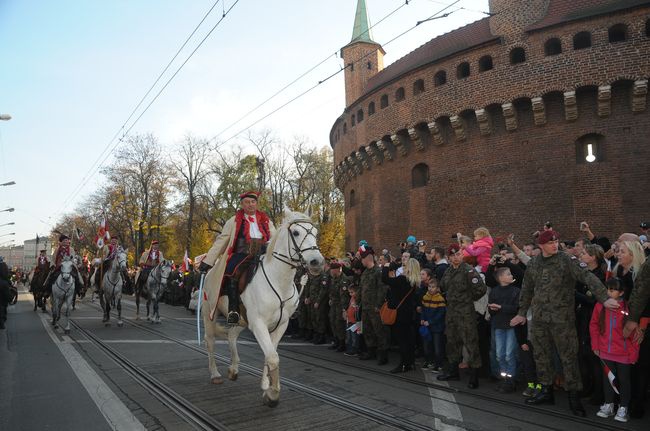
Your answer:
[0,232,16,238]
[0,181,15,187]
[1,208,15,213]
[0,222,15,227]
[0,114,12,121]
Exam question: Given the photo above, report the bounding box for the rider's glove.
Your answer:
[198,262,212,273]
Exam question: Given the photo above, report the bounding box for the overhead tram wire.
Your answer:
[206,0,415,145]
[217,0,461,147]
[57,0,223,214]
[57,0,241,216]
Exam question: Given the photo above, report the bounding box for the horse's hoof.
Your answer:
[211,377,224,385]
[228,370,238,381]
[104,322,111,327]
[262,393,279,408]
[117,321,123,327]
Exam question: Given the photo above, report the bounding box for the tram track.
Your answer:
[69,319,230,431]
[79,298,634,431]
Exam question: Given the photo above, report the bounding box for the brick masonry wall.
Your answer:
[332,8,650,252]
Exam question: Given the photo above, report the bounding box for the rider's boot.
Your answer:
[226,278,240,325]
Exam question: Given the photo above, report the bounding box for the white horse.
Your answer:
[138,260,172,323]
[51,256,76,334]
[98,247,128,327]
[202,209,324,407]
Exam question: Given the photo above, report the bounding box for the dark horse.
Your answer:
[30,263,49,312]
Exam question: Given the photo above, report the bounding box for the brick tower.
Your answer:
[340,0,385,107]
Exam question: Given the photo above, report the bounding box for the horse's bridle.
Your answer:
[151,263,170,291]
[105,252,127,288]
[55,263,74,294]
[272,219,321,269]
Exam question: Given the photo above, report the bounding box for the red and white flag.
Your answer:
[181,250,190,273]
[95,212,110,248]
[601,361,619,395]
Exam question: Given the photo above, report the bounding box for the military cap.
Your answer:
[359,246,375,258]
[151,240,159,245]
[239,191,260,200]
[538,230,560,245]
[447,243,461,255]
[59,234,70,242]
[329,262,342,269]
[641,222,649,229]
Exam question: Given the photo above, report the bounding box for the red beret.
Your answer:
[538,230,560,245]
[329,262,342,269]
[447,243,461,255]
[360,246,375,258]
[151,240,159,245]
[239,191,260,200]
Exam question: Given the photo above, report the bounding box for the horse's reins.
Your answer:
[104,253,126,295]
[264,219,321,333]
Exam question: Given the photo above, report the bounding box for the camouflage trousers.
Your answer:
[445,313,482,369]
[361,308,389,351]
[531,320,581,391]
[311,303,329,333]
[329,304,345,342]
[298,301,312,331]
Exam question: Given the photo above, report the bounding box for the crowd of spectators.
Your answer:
[288,221,650,422]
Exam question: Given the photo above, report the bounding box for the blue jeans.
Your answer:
[494,328,517,377]
[346,326,360,354]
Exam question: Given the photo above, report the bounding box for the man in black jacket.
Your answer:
[0,256,11,329]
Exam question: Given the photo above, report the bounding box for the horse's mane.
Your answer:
[264,210,312,262]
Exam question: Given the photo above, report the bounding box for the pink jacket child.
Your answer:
[462,228,494,273]
[590,301,640,364]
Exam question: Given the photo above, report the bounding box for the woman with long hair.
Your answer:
[382,257,420,373]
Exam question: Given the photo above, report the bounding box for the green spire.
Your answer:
[350,0,374,43]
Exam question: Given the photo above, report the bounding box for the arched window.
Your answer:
[510,47,526,64]
[357,109,364,123]
[434,70,447,87]
[478,55,493,72]
[349,189,356,207]
[575,133,604,164]
[413,79,425,95]
[351,114,356,126]
[411,163,429,188]
[380,94,389,109]
[343,122,347,134]
[456,62,470,79]
[544,38,562,56]
[608,24,627,43]
[573,31,592,49]
[368,101,375,116]
[395,87,405,102]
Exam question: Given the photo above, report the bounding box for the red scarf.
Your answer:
[228,209,271,255]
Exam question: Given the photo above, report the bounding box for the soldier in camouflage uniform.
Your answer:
[358,246,390,365]
[308,270,330,345]
[328,262,350,351]
[511,230,618,417]
[437,243,487,389]
[294,271,313,340]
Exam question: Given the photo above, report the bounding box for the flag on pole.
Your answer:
[36,234,39,244]
[73,225,84,241]
[601,360,620,395]
[95,211,110,248]
[181,250,190,273]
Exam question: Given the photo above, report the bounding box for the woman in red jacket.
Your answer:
[590,277,640,423]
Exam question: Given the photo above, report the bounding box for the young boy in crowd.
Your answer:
[420,277,447,371]
[488,267,521,393]
[344,284,361,357]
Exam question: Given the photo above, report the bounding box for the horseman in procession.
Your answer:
[136,239,164,288]
[92,235,126,293]
[199,191,275,325]
[43,234,84,296]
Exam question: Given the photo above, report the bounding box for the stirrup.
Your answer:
[226,311,240,325]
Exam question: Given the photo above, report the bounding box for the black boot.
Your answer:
[526,384,554,405]
[328,339,339,350]
[336,342,346,352]
[359,347,377,361]
[226,278,240,325]
[313,333,326,345]
[437,363,460,381]
[390,363,413,373]
[467,368,479,389]
[568,391,586,417]
[377,350,388,365]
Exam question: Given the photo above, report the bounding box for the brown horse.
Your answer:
[29,263,50,312]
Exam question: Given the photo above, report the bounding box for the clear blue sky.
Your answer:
[0,0,488,244]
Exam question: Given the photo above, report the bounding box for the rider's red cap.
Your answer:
[239,191,260,200]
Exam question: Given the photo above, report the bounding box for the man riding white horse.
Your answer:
[92,236,127,294]
[199,190,275,325]
[135,240,164,289]
[43,234,84,297]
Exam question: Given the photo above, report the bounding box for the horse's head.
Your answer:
[269,208,324,275]
[60,257,74,282]
[159,260,172,283]
[116,247,128,271]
